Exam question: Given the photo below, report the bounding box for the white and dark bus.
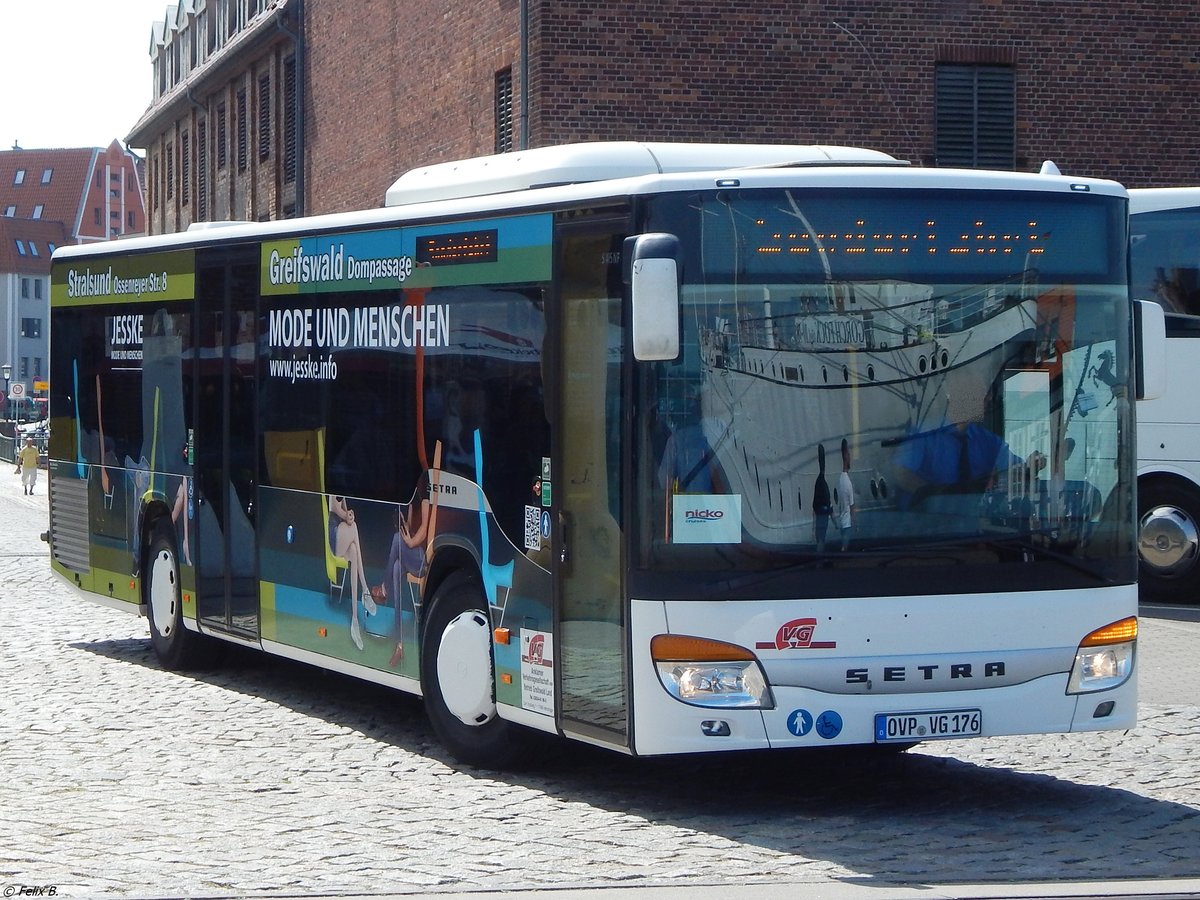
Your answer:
[49,142,1140,766]
[1130,186,1200,602]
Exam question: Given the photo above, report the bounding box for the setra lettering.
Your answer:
[847,661,1006,685]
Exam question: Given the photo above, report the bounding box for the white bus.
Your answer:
[49,142,1140,767]
[1131,186,1200,602]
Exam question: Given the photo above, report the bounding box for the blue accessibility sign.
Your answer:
[815,710,843,740]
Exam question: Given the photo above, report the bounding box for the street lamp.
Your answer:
[1,363,10,422]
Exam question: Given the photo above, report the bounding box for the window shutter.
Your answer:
[283,56,298,185]
[935,64,1015,169]
[495,68,514,154]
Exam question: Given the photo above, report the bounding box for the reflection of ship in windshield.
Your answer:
[638,186,1132,589]
[699,275,1040,543]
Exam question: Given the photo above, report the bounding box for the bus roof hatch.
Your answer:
[384,141,898,207]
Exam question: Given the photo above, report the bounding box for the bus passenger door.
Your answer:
[553,221,630,748]
[193,247,260,638]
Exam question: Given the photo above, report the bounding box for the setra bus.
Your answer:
[1130,186,1200,602]
[49,142,1142,766]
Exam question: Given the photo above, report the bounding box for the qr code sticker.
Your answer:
[524,505,542,551]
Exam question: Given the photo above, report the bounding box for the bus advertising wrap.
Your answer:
[260,214,553,296]
[52,250,196,307]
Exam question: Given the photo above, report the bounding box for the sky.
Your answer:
[1,1,172,151]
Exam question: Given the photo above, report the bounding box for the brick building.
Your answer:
[128,0,302,234]
[0,142,146,243]
[132,0,1199,231]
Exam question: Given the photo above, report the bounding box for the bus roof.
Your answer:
[50,143,1129,263]
[1130,186,1200,215]
[384,141,902,206]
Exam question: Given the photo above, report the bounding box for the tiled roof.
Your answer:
[0,147,95,232]
[0,217,68,275]
[0,141,146,243]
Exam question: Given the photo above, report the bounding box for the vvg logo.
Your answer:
[756,617,837,650]
[524,633,546,665]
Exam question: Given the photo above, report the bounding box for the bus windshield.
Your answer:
[1130,203,1200,316]
[633,187,1135,599]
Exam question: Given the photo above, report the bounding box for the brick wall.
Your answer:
[305,0,520,214]
[525,1,1198,186]
[151,1,1196,221]
[144,43,295,234]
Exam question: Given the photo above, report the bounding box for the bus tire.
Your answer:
[421,572,527,768]
[1137,477,1200,604]
[145,522,212,670]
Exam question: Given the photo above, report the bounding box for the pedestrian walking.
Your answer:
[16,437,40,495]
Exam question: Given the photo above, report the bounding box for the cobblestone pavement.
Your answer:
[1,469,1197,899]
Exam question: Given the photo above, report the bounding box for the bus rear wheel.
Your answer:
[1138,478,1200,604]
[421,573,527,768]
[146,522,214,669]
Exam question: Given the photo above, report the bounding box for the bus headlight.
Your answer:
[651,634,774,709]
[1067,616,1136,694]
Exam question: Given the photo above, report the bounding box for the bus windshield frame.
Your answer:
[630,186,1135,600]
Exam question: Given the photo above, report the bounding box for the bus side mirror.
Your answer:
[625,233,681,361]
[1135,299,1166,401]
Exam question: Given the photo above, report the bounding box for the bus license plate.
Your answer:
[874,709,981,743]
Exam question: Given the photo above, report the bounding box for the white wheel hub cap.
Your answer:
[1139,504,1200,575]
[150,548,178,638]
[436,610,497,726]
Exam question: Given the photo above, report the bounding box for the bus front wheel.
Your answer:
[1138,478,1200,604]
[421,573,527,768]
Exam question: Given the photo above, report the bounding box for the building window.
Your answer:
[495,68,514,154]
[934,63,1016,169]
[198,120,209,220]
[48,242,56,254]
[20,318,41,338]
[29,242,39,258]
[13,169,25,185]
[16,241,26,257]
[152,158,160,210]
[41,168,52,184]
[4,206,14,217]
[283,55,297,185]
[128,211,135,229]
[218,103,228,169]
[182,130,191,206]
[258,73,271,160]
[94,207,101,225]
[33,358,42,378]
[20,358,28,379]
[32,204,43,219]
[166,141,175,199]
[34,278,42,297]
[20,277,29,297]
[237,87,248,172]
